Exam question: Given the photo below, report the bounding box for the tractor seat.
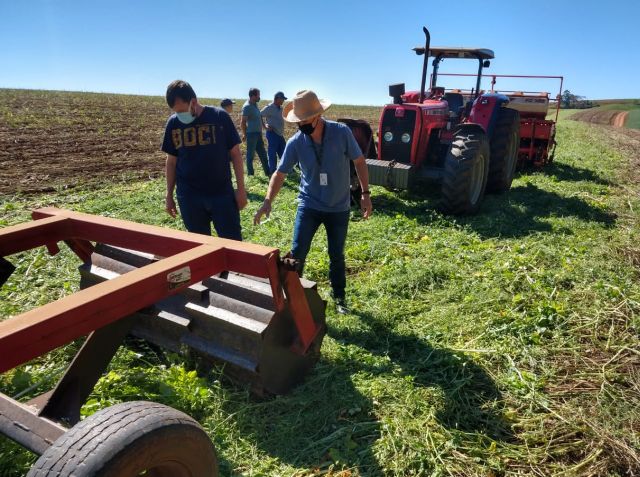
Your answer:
[443,92,464,114]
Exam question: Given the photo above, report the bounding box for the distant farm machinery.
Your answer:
[0,209,326,476]
[342,25,562,215]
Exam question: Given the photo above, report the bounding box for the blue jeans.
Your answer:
[291,206,350,299]
[177,192,242,240]
[266,130,286,174]
[245,132,269,176]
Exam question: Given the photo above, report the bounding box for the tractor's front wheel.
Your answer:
[440,129,490,215]
[486,107,520,193]
[27,401,218,477]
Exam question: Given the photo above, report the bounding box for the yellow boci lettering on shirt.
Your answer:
[197,125,211,145]
[172,129,183,149]
[184,127,197,147]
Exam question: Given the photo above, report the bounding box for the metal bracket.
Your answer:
[0,257,15,288]
[28,314,138,426]
[386,159,398,189]
[278,255,321,355]
[0,393,66,456]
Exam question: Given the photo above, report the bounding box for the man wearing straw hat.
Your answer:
[253,90,372,313]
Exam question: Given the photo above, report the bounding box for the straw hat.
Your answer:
[283,90,331,123]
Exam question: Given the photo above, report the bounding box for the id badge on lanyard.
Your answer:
[312,123,329,187]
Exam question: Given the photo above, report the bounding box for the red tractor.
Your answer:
[343,26,521,215]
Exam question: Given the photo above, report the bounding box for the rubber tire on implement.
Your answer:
[439,128,490,215]
[27,401,218,477]
[486,107,520,193]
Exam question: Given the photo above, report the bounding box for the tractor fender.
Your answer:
[454,122,486,138]
[468,93,510,137]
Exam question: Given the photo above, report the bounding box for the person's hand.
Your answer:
[254,199,272,225]
[165,195,177,218]
[360,194,372,219]
[242,135,246,143]
[235,188,248,210]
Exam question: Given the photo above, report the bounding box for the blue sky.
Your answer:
[1,0,638,105]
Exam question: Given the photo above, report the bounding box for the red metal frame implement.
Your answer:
[0,208,320,373]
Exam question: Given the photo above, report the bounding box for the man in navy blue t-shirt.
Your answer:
[161,80,247,240]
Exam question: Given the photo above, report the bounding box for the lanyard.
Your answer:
[310,121,327,168]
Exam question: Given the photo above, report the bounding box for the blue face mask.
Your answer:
[176,111,195,124]
[176,100,196,124]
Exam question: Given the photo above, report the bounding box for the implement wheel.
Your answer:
[486,107,520,193]
[440,128,490,215]
[27,401,218,477]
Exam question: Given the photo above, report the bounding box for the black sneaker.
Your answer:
[334,297,349,315]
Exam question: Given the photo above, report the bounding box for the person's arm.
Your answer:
[229,144,248,210]
[260,106,270,131]
[253,171,287,225]
[240,116,247,141]
[165,154,178,217]
[353,156,373,219]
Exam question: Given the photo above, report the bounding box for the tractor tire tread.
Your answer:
[486,108,520,193]
[439,129,490,215]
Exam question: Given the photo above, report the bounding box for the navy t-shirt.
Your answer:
[161,106,241,197]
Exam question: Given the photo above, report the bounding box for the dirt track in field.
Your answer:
[569,109,629,127]
[611,111,628,127]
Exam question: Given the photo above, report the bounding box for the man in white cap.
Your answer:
[254,90,372,313]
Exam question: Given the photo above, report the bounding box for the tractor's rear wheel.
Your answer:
[486,108,520,193]
[439,128,490,215]
[27,401,218,477]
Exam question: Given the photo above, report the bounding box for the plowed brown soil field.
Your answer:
[0,90,169,194]
[0,89,379,195]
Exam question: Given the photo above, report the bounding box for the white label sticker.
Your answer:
[319,173,328,186]
[167,266,191,290]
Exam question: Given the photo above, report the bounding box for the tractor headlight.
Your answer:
[383,131,393,142]
[401,133,411,143]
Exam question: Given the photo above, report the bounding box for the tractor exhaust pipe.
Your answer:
[418,26,430,103]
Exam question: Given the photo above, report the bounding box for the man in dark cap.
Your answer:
[220,98,235,115]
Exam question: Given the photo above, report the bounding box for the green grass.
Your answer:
[1,107,640,475]
[625,109,640,129]
[593,99,640,110]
